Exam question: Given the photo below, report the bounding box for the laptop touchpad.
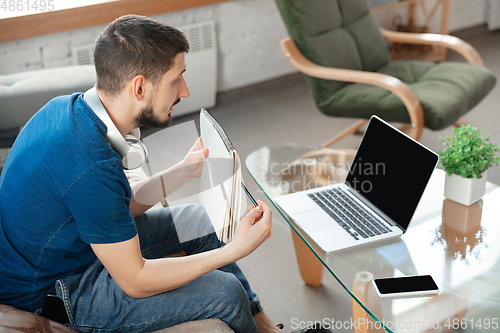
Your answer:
[293,209,334,232]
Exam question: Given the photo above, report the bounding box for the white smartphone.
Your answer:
[372,275,439,298]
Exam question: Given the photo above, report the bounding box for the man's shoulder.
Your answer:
[6,92,121,190]
[41,93,82,113]
[24,93,92,132]
[26,93,105,145]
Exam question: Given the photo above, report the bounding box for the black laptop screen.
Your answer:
[345,117,438,230]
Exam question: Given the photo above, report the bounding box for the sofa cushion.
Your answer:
[0,304,234,332]
[318,60,496,130]
[0,304,75,333]
[0,66,96,130]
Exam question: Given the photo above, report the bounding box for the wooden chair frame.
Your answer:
[280,29,484,147]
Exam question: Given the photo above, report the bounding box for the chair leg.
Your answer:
[321,114,428,148]
[320,119,369,148]
[408,122,424,141]
[398,124,413,135]
[291,228,323,287]
[454,118,468,127]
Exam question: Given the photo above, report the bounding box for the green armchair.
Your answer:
[275,0,496,146]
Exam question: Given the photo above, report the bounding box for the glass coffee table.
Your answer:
[246,144,500,333]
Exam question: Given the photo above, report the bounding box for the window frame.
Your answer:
[0,0,230,43]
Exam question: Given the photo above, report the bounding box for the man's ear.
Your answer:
[130,75,148,102]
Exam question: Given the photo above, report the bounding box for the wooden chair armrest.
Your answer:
[280,37,424,140]
[380,28,484,66]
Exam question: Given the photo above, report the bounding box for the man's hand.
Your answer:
[226,199,272,260]
[181,137,209,178]
[91,199,271,298]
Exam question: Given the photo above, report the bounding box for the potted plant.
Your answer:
[438,124,500,206]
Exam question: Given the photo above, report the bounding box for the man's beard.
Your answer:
[134,98,180,128]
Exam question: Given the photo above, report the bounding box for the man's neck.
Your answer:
[96,89,135,136]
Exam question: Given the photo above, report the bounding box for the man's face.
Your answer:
[134,52,189,128]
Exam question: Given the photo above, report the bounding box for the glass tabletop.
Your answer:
[246,144,500,333]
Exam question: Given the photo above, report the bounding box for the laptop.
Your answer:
[275,116,439,253]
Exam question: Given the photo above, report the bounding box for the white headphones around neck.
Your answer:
[83,87,148,170]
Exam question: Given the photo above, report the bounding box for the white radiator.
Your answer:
[176,21,217,117]
[72,20,217,117]
[73,43,94,66]
[488,0,500,31]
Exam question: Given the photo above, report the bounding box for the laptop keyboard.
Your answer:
[308,188,391,241]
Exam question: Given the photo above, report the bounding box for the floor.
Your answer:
[1,24,499,332]
[161,25,500,332]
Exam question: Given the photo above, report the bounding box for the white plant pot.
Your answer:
[444,171,487,206]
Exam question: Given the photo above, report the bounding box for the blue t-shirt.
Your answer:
[0,93,137,312]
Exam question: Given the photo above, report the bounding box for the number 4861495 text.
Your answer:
[1,0,55,12]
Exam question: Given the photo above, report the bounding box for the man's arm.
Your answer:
[128,138,208,217]
[91,200,271,298]
[127,161,193,217]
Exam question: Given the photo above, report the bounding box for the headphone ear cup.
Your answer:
[123,136,148,170]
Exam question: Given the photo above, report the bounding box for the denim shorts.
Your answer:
[54,204,262,333]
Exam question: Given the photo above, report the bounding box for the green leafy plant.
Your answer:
[438,124,500,179]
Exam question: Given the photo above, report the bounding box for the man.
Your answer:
[0,15,283,333]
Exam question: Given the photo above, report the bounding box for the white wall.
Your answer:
[449,0,488,31]
[371,0,488,31]
[0,0,296,92]
[0,0,490,93]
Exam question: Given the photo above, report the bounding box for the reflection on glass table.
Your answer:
[246,144,500,333]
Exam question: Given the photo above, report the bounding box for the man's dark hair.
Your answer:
[94,15,189,97]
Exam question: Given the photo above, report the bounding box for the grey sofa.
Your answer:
[0,65,96,130]
[0,304,234,333]
[0,66,96,172]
